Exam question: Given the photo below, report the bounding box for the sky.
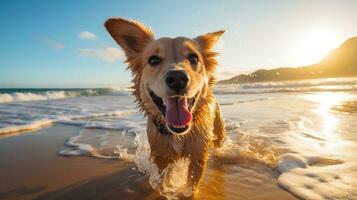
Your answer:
[0,0,357,88]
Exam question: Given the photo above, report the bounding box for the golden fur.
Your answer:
[105,17,226,192]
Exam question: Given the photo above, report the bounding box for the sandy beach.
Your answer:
[0,124,296,200]
[0,124,161,200]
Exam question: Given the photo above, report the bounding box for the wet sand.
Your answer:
[0,124,297,200]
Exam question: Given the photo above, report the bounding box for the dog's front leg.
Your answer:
[187,158,207,192]
[152,155,172,172]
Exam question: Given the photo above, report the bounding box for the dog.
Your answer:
[105,17,226,192]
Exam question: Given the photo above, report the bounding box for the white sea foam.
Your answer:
[276,154,357,200]
[0,87,131,104]
[0,109,136,137]
[149,158,193,199]
[240,78,357,89]
[0,119,53,136]
[0,91,72,103]
[59,129,118,159]
[215,77,357,94]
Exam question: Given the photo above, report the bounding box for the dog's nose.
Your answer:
[165,70,189,92]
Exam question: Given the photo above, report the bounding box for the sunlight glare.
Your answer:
[294,28,341,66]
[303,92,351,155]
[310,93,348,138]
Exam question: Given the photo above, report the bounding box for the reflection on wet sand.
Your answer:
[197,161,296,200]
[333,100,357,114]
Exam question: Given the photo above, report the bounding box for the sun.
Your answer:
[294,28,341,66]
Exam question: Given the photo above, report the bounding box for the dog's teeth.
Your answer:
[172,125,186,129]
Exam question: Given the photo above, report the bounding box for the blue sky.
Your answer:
[1,0,357,88]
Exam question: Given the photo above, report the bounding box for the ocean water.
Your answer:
[1,78,357,199]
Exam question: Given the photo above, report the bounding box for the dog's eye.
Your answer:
[187,53,199,65]
[148,55,161,66]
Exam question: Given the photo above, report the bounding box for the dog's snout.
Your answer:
[165,70,189,92]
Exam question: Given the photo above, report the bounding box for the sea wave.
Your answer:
[214,86,357,95]
[0,109,137,137]
[214,78,357,95]
[0,119,54,136]
[0,87,131,103]
[240,78,357,89]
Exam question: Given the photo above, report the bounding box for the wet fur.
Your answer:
[105,17,226,192]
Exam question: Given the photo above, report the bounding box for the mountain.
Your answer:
[218,37,357,84]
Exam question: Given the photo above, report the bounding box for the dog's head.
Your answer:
[105,17,223,135]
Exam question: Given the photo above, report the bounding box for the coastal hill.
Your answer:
[218,37,357,84]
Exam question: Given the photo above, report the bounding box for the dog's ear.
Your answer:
[105,17,154,59]
[194,30,225,50]
[194,30,225,73]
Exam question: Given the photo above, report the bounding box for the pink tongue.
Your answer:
[165,97,192,126]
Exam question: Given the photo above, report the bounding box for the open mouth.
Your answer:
[149,90,197,134]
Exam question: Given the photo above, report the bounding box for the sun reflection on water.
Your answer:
[305,92,350,154]
[310,93,349,136]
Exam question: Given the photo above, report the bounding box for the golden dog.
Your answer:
[105,17,226,192]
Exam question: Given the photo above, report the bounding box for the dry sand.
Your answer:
[0,124,297,200]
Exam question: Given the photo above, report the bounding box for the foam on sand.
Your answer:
[277,154,357,199]
[0,119,54,136]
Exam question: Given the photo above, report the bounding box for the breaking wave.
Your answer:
[0,87,131,103]
[215,77,357,94]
